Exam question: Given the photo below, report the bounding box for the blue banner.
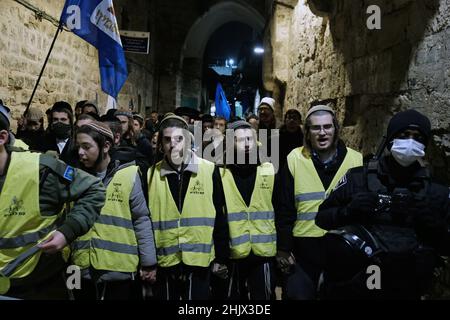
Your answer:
[60,0,128,99]
[215,83,231,121]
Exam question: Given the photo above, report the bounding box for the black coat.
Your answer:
[40,133,78,167]
[316,156,450,299]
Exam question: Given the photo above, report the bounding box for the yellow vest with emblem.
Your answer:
[0,152,59,279]
[287,146,362,237]
[71,165,139,273]
[13,139,29,151]
[220,163,276,259]
[148,158,216,268]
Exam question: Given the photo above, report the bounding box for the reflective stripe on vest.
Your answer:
[148,158,216,268]
[71,165,139,273]
[157,243,213,256]
[1,245,41,277]
[287,147,363,237]
[220,163,276,259]
[13,139,29,151]
[153,218,215,231]
[0,224,56,249]
[0,152,59,279]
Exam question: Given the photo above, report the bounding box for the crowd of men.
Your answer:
[0,96,448,300]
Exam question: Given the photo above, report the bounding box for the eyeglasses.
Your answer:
[309,124,334,133]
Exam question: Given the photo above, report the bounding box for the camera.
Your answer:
[374,189,412,214]
[375,194,392,213]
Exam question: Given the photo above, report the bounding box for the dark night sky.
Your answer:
[204,22,254,64]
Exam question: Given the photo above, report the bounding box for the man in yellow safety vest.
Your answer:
[0,102,105,299]
[275,105,362,299]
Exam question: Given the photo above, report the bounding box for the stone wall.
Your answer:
[0,0,154,132]
[115,0,154,115]
[266,0,450,182]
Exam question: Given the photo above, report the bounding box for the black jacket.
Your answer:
[278,126,304,170]
[16,128,45,151]
[40,133,78,167]
[316,156,450,298]
[316,156,450,255]
[274,141,348,252]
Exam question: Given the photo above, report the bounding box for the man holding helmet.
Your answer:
[317,109,450,299]
[275,105,362,299]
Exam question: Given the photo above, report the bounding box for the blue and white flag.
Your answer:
[215,83,231,121]
[60,0,128,99]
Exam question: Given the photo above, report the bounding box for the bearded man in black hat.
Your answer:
[316,109,450,299]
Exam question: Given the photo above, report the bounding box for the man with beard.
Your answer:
[257,98,277,131]
[275,105,363,299]
[219,120,277,300]
[279,109,304,169]
[16,107,45,151]
[147,114,229,300]
[257,98,279,167]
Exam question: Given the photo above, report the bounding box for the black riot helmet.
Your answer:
[322,225,382,283]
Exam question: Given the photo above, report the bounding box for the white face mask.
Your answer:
[390,138,425,167]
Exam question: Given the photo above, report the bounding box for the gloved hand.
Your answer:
[410,200,447,245]
[276,251,296,274]
[390,190,414,224]
[140,266,157,284]
[344,192,379,223]
[211,262,229,279]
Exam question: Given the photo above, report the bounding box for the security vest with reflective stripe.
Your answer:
[14,139,29,151]
[71,165,139,273]
[0,152,58,279]
[148,158,216,268]
[287,146,362,237]
[220,163,276,259]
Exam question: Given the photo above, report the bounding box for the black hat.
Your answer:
[51,101,73,116]
[387,109,431,144]
[227,120,252,131]
[82,100,99,114]
[200,114,214,123]
[174,107,200,120]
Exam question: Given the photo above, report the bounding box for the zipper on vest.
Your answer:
[178,171,183,215]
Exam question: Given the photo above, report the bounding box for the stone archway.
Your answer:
[178,1,265,111]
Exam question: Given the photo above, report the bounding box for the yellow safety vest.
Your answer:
[13,139,29,151]
[71,165,139,273]
[148,158,216,268]
[0,152,58,279]
[220,163,276,259]
[287,146,362,237]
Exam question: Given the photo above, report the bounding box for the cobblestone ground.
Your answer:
[424,258,450,300]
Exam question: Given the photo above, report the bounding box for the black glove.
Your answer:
[390,190,414,224]
[411,200,447,246]
[211,262,229,279]
[344,192,379,223]
[276,250,296,274]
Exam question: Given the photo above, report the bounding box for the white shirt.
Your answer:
[56,138,69,154]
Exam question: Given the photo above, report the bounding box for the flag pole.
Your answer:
[25,21,63,116]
